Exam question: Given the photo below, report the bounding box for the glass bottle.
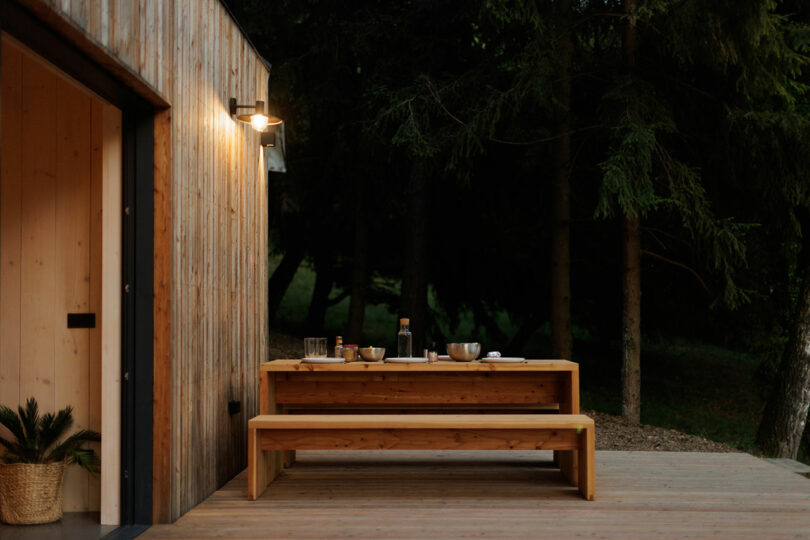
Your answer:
[397,318,412,358]
[334,336,343,359]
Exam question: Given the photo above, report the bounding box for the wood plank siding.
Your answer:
[9,0,271,522]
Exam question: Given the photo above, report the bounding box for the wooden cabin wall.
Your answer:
[19,0,271,521]
[168,0,269,520]
[24,0,173,97]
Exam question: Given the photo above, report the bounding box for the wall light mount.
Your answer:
[260,127,276,148]
[228,98,282,132]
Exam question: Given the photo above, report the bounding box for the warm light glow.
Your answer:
[250,113,269,131]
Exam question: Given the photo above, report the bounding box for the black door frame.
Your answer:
[0,1,155,526]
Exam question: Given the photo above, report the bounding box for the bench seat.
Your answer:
[248,414,595,501]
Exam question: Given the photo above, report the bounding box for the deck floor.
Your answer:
[142,450,810,539]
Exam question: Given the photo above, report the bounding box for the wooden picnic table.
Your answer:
[253,359,582,496]
[260,359,579,412]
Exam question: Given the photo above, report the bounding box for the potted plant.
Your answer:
[0,397,101,524]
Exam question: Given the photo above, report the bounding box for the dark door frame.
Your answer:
[0,1,155,527]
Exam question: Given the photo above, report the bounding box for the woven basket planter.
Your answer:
[0,462,66,524]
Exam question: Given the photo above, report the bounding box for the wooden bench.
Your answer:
[247,414,595,501]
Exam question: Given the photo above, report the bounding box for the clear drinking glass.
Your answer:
[304,337,327,358]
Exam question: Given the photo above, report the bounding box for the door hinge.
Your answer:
[123,371,129,381]
[123,470,129,479]
[124,206,130,216]
[124,283,130,294]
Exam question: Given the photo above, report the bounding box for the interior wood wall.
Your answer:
[20,0,272,521]
[0,36,107,512]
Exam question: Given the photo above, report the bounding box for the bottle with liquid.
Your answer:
[334,336,343,359]
[397,318,412,358]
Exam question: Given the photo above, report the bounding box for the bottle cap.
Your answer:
[400,318,410,325]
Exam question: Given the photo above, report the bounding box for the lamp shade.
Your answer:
[233,100,282,131]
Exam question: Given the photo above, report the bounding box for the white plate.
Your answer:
[384,357,429,363]
[302,357,345,363]
[480,357,526,363]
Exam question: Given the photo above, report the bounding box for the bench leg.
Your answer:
[577,425,595,501]
[284,450,296,468]
[558,450,578,487]
[248,428,282,500]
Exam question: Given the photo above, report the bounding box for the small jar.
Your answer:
[343,344,359,362]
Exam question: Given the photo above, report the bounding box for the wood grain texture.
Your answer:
[1,36,109,512]
[99,102,123,526]
[166,1,270,520]
[14,0,170,106]
[88,98,104,517]
[0,37,23,420]
[259,429,580,451]
[275,373,563,406]
[142,450,810,539]
[13,0,272,522]
[152,106,172,525]
[264,359,577,372]
[54,67,92,512]
[249,414,594,430]
[248,415,595,500]
[19,40,57,414]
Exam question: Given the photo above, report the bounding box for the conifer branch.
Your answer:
[423,77,603,146]
[641,249,711,296]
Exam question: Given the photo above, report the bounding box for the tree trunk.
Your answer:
[756,215,810,458]
[551,0,573,361]
[400,164,430,354]
[268,245,305,323]
[348,179,369,343]
[304,251,334,335]
[622,215,641,424]
[620,0,641,425]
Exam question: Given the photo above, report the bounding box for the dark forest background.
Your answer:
[224,0,810,461]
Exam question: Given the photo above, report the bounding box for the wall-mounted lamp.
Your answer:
[229,98,282,132]
[260,127,276,148]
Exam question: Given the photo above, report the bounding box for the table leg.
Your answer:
[578,423,595,500]
[257,371,284,487]
[557,369,580,484]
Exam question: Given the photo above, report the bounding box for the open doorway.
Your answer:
[0,34,122,529]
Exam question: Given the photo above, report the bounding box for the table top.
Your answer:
[262,359,577,373]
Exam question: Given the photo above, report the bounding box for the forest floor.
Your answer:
[268,331,737,453]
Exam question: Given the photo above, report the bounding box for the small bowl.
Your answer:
[359,347,386,362]
[447,343,481,362]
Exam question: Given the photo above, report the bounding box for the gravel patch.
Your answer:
[269,331,304,360]
[268,332,736,453]
[587,410,738,452]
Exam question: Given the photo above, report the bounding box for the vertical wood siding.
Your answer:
[33,0,173,97]
[25,0,271,520]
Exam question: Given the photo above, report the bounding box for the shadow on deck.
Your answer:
[142,450,810,538]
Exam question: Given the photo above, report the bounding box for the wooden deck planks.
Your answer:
[140,451,810,539]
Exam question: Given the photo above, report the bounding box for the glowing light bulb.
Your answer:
[250,113,269,132]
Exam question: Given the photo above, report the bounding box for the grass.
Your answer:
[271,256,777,458]
[272,257,398,345]
[576,339,764,453]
